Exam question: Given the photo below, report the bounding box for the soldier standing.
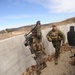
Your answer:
[24,21,47,75]
[46,24,65,65]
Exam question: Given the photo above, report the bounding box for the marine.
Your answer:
[24,21,47,75]
[46,24,65,65]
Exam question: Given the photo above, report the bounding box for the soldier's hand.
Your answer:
[24,43,28,46]
[47,36,52,42]
[31,54,36,58]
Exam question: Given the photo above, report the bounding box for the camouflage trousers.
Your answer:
[52,41,61,59]
[34,51,47,75]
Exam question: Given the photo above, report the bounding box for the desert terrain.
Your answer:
[0,17,75,75]
[0,17,75,40]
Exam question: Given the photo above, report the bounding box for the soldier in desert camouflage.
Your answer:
[24,21,47,75]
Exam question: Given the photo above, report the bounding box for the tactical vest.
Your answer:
[30,36,42,51]
[50,30,61,41]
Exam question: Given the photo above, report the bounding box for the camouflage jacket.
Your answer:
[32,24,42,39]
[25,34,46,54]
[46,29,65,43]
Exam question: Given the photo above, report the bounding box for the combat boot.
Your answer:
[42,62,47,69]
[40,62,47,70]
[36,70,41,75]
[54,58,58,65]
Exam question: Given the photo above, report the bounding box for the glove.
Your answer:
[24,43,28,46]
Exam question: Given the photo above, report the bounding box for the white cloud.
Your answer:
[49,0,75,13]
[24,0,49,7]
[25,0,75,13]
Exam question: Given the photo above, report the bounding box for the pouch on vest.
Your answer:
[50,31,58,41]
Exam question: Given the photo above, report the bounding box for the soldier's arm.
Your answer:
[41,42,47,55]
[36,26,42,39]
[58,30,65,43]
[46,30,52,42]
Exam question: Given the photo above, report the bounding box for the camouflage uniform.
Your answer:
[25,21,47,75]
[46,29,65,60]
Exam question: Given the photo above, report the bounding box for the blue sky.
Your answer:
[0,0,75,30]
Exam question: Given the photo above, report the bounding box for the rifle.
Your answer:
[24,25,38,46]
[24,24,37,37]
[24,24,37,44]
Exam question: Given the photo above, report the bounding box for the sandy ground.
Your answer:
[41,51,75,75]
[22,44,75,75]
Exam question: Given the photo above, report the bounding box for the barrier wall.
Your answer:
[0,23,75,75]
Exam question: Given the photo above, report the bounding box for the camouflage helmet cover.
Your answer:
[36,20,41,25]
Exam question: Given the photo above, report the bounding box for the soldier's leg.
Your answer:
[54,44,61,65]
[42,62,47,69]
[34,57,41,75]
[53,42,61,59]
[35,57,41,75]
[40,51,47,69]
[36,65,41,75]
[55,46,60,58]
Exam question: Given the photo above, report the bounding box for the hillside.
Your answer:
[0,17,75,40]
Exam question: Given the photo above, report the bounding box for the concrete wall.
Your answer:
[0,23,75,75]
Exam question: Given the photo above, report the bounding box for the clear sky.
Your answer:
[0,0,75,30]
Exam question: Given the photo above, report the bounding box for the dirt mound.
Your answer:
[53,17,75,26]
[0,17,75,40]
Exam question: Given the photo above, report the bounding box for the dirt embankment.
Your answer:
[0,17,75,40]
